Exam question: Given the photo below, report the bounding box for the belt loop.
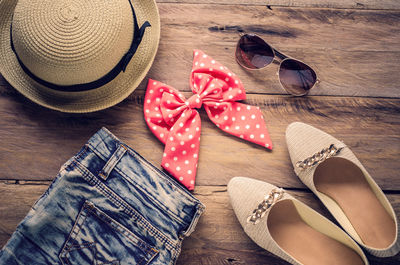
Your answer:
[98,144,127,180]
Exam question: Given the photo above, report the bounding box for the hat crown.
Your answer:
[11,0,134,87]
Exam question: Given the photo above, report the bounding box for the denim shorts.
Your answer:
[0,127,205,265]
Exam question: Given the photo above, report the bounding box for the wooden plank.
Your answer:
[0,183,399,264]
[147,4,400,98]
[157,0,400,10]
[0,90,399,190]
[0,181,46,244]
[1,5,400,98]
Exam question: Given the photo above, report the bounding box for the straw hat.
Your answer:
[0,0,160,113]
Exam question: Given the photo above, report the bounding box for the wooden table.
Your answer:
[1,0,400,264]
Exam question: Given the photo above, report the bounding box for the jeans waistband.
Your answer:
[73,127,205,241]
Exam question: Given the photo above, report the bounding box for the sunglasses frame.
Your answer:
[236,33,320,96]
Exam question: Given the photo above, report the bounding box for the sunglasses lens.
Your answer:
[236,34,274,69]
[279,59,317,96]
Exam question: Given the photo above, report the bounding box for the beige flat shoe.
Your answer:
[286,122,400,257]
[228,177,369,265]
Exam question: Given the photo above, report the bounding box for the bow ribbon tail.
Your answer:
[204,102,273,150]
[161,109,201,190]
[145,50,274,191]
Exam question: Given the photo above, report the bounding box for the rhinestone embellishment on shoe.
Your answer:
[296,144,345,170]
[247,188,284,225]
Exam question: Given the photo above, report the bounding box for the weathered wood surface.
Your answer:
[1,0,400,264]
[1,88,399,190]
[158,0,400,10]
[0,183,399,264]
[2,5,400,98]
[143,4,400,98]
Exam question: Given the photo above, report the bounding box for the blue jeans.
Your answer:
[0,127,205,265]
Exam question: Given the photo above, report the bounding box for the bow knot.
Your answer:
[186,94,202,109]
[144,50,273,190]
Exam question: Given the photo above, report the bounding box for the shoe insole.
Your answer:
[314,157,396,249]
[268,200,364,265]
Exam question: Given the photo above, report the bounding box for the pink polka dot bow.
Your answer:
[144,49,273,190]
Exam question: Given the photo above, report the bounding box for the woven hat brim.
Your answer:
[0,0,160,113]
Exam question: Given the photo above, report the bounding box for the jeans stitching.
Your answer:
[101,154,117,177]
[99,145,126,179]
[69,210,89,244]
[88,131,200,205]
[87,141,202,225]
[170,242,182,265]
[59,203,90,264]
[112,164,187,226]
[138,246,159,265]
[75,145,89,162]
[65,241,95,250]
[83,201,160,257]
[73,161,177,251]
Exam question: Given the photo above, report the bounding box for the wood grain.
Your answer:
[143,4,400,98]
[157,0,400,10]
[2,5,399,98]
[0,182,399,264]
[264,0,400,10]
[0,1,399,264]
[0,90,399,189]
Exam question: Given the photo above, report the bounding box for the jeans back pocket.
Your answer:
[59,201,159,265]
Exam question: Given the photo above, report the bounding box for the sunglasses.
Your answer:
[235,33,318,96]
